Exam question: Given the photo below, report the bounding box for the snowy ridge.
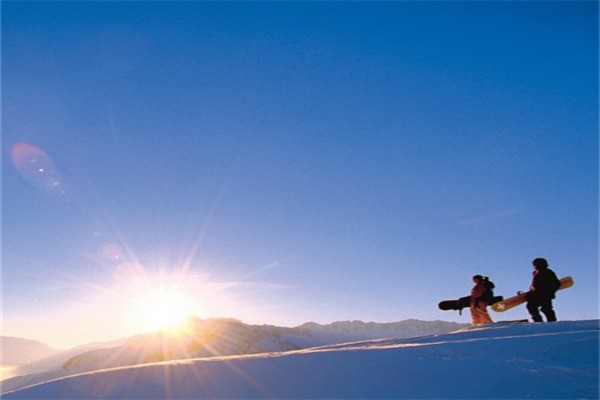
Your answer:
[3,320,598,399]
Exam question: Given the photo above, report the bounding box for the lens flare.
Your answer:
[99,243,123,261]
[10,142,67,194]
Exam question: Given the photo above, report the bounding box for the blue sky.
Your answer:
[2,2,598,348]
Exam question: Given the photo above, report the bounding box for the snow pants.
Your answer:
[526,296,557,322]
[470,302,493,325]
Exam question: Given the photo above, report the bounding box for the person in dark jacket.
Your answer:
[526,258,561,322]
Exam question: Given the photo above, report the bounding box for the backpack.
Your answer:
[549,270,561,293]
[480,277,495,304]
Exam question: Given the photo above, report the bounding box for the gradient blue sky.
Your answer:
[2,1,598,349]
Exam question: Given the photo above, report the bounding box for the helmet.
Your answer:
[532,258,548,268]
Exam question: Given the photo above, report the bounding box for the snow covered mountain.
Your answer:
[9,337,128,377]
[3,320,598,399]
[1,317,465,393]
[296,319,465,341]
[37,318,468,373]
[0,337,58,365]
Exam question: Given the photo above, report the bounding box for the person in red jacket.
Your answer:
[470,275,493,325]
[527,258,561,322]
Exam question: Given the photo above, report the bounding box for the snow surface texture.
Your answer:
[2,320,598,399]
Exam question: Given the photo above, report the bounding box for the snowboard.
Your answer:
[438,295,504,312]
[438,296,471,311]
[491,276,573,313]
[495,319,529,324]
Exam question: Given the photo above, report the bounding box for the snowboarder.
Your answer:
[470,275,493,325]
[526,258,561,322]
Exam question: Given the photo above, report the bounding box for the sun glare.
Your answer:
[132,286,193,332]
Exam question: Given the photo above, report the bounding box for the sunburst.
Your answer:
[131,285,194,332]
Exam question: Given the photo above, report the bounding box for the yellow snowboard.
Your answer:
[491,276,573,313]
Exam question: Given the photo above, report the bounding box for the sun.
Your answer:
[132,286,194,332]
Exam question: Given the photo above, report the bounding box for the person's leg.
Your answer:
[526,300,543,322]
[471,304,492,325]
[540,299,557,322]
[470,305,482,325]
[479,305,493,324]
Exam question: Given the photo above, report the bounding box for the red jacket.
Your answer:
[470,281,488,306]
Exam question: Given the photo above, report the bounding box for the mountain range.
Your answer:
[0,337,58,365]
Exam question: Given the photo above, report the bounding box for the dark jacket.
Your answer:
[530,267,560,299]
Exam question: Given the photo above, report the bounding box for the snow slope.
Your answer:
[1,318,465,393]
[3,320,598,399]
